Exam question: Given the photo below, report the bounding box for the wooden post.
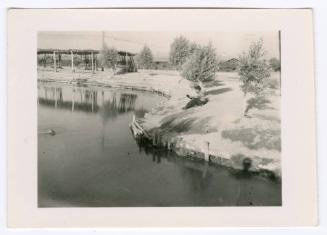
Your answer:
[91,52,94,74]
[72,89,75,112]
[58,53,61,68]
[54,88,57,108]
[53,51,56,72]
[202,161,209,179]
[204,141,210,161]
[71,50,74,73]
[102,91,104,105]
[85,54,88,70]
[80,54,83,69]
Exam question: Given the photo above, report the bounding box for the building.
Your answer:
[37,32,141,73]
[218,58,240,72]
[152,57,171,70]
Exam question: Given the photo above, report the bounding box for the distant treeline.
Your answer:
[135,38,280,73]
[38,40,280,73]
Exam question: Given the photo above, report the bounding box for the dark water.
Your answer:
[38,83,281,207]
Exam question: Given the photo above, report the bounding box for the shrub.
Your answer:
[238,39,270,96]
[181,43,219,83]
[99,45,119,70]
[269,57,281,72]
[169,36,191,69]
[189,42,200,55]
[238,39,271,116]
[136,45,154,69]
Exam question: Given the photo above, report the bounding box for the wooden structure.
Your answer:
[37,49,137,73]
[129,115,151,139]
[152,57,171,70]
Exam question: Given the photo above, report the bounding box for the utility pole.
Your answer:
[102,31,105,48]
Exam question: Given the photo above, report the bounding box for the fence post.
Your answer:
[91,51,94,74]
[53,51,56,72]
[71,50,74,73]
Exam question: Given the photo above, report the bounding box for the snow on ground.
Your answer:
[140,71,281,177]
[38,67,281,176]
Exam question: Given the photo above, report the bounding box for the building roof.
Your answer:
[38,32,141,55]
[37,49,136,56]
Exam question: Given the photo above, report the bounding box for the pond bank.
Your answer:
[38,68,192,98]
[38,68,281,178]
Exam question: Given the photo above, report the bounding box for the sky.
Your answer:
[38,31,280,60]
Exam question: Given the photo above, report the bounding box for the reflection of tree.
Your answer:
[38,87,63,107]
[99,93,137,121]
[99,94,119,120]
[38,85,145,117]
[38,85,157,150]
[39,87,100,112]
[134,137,164,164]
[119,93,137,112]
[133,135,212,193]
[98,93,137,150]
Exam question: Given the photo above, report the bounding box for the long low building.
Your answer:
[37,48,137,73]
[37,32,141,73]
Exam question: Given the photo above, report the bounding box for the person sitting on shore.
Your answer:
[183,84,209,109]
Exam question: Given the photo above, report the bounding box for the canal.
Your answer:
[38,82,281,207]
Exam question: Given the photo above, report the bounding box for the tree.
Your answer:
[136,45,154,69]
[238,39,270,116]
[169,36,191,69]
[99,45,119,71]
[189,42,200,55]
[269,57,281,72]
[181,43,219,83]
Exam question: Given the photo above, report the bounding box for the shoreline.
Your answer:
[37,71,172,98]
[130,116,280,181]
[38,78,171,98]
[38,68,281,179]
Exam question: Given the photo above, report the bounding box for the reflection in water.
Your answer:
[126,135,215,194]
[38,85,144,119]
[38,83,282,207]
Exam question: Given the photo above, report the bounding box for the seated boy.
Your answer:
[183,85,208,109]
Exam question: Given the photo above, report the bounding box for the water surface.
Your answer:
[38,83,281,207]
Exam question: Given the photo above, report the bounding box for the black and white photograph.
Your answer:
[6,8,319,228]
[37,31,282,207]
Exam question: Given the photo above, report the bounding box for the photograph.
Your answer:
[6,7,319,228]
[37,31,282,207]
